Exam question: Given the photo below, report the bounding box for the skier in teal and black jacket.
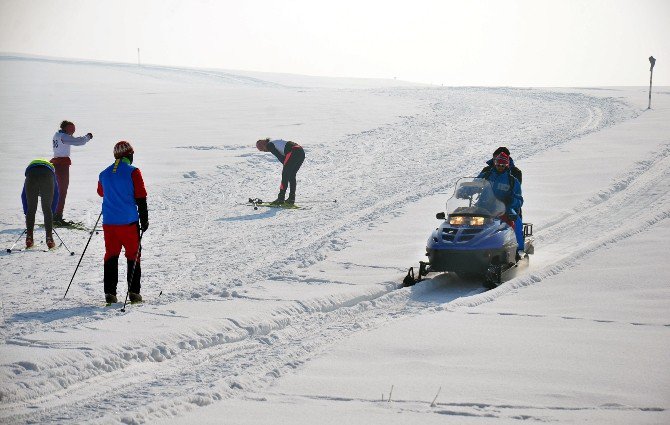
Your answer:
[477,151,523,252]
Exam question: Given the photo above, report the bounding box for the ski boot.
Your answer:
[285,192,296,205]
[53,213,65,226]
[46,236,56,250]
[105,293,118,304]
[53,214,79,227]
[129,292,143,303]
[25,235,34,249]
[270,191,286,205]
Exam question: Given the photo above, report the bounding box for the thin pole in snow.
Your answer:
[52,228,75,255]
[430,387,442,407]
[6,229,27,253]
[120,230,144,312]
[63,211,102,299]
[648,56,656,109]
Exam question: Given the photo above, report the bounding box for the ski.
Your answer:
[7,242,44,253]
[244,198,309,210]
[252,202,307,210]
[40,221,90,231]
[6,243,68,254]
[104,300,143,308]
[47,244,62,253]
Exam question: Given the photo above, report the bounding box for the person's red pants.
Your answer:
[103,223,141,262]
[50,157,71,215]
[103,223,141,295]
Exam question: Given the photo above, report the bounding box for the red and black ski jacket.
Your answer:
[267,140,303,165]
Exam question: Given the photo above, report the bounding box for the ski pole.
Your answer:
[63,211,102,299]
[121,230,144,312]
[52,228,75,256]
[6,229,27,253]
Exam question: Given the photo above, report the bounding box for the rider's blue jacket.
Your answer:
[477,167,523,217]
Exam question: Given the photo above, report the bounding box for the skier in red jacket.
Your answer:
[97,141,149,304]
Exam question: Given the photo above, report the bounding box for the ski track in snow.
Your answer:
[0,76,651,424]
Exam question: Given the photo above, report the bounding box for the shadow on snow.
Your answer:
[408,272,486,305]
[217,208,280,222]
[10,305,109,324]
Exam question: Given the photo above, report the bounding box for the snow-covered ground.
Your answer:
[0,56,668,424]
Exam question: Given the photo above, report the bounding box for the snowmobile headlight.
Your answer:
[469,216,486,226]
[449,216,465,226]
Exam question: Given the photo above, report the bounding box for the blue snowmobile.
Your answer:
[403,177,534,289]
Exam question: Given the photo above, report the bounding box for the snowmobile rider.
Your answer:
[51,120,93,225]
[21,159,60,249]
[256,138,305,204]
[480,146,522,183]
[97,141,148,304]
[480,147,524,251]
[477,152,523,248]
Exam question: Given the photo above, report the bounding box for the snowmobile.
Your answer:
[403,177,534,289]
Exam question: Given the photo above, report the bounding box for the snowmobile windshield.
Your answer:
[446,177,506,219]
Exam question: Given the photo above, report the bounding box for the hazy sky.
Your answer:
[0,0,668,86]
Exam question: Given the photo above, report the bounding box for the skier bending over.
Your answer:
[256,138,305,204]
[21,159,60,249]
[477,151,523,251]
[97,141,149,304]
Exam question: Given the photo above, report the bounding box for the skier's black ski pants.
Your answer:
[280,147,305,195]
[24,167,55,238]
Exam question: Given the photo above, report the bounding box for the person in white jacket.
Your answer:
[50,120,93,224]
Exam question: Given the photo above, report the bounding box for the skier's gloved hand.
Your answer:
[86,133,93,139]
[135,197,149,232]
[506,209,518,220]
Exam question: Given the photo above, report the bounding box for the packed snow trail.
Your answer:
[0,280,483,424]
[0,58,648,424]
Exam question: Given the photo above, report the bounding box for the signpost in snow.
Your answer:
[648,56,656,109]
